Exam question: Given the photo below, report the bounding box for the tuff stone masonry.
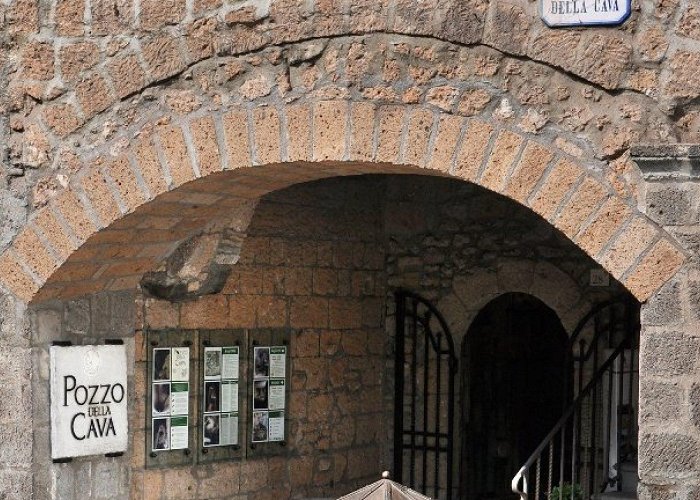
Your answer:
[0,0,700,498]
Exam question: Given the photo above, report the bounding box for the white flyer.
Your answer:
[269,346,286,379]
[220,413,238,446]
[170,382,189,416]
[221,347,239,380]
[268,411,284,442]
[204,347,222,380]
[171,347,189,381]
[170,416,188,450]
[221,380,238,413]
[268,379,285,410]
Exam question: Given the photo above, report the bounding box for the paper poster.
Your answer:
[253,380,268,410]
[152,418,170,451]
[204,381,220,413]
[170,416,188,450]
[221,381,238,413]
[153,348,171,381]
[201,345,240,448]
[220,413,238,446]
[251,344,286,443]
[204,347,222,380]
[268,379,285,411]
[221,347,239,380]
[254,347,270,379]
[268,411,284,442]
[252,411,268,442]
[151,346,191,454]
[171,348,189,382]
[203,414,220,447]
[269,347,286,379]
[170,382,189,416]
[152,383,171,416]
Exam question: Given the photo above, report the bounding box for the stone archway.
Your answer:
[0,101,684,305]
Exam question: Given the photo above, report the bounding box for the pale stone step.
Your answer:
[595,490,637,500]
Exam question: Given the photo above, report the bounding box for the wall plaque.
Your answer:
[50,345,128,460]
[540,0,631,27]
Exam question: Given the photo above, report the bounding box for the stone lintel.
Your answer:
[631,144,700,180]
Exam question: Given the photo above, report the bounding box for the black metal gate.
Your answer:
[394,290,458,499]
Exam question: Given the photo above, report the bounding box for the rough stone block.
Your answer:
[625,239,686,302]
[252,107,282,165]
[642,331,698,376]
[107,52,147,99]
[402,108,434,167]
[530,158,581,221]
[142,34,187,82]
[576,196,632,258]
[483,1,530,55]
[284,104,312,162]
[75,73,114,119]
[480,130,523,193]
[55,0,85,36]
[139,0,186,30]
[313,101,348,162]
[222,110,251,170]
[189,116,222,176]
[0,252,39,303]
[80,168,122,227]
[601,217,658,279]
[31,307,61,345]
[63,297,90,336]
[646,184,695,226]
[454,119,493,182]
[639,433,700,477]
[105,156,146,213]
[157,124,196,187]
[640,379,681,423]
[427,115,463,173]
[504,141,554,204]
[53,190,96,243]
[666,51,700,100]
[375,106,405,164]
[0,469,32,499]
[642,279,683,326]
[132,138,168,197]
[21,42,54,80]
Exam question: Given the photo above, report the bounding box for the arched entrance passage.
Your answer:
[0,100,684,306]
[460,293,568,500]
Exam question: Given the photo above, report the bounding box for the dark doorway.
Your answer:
[459,293,569,500]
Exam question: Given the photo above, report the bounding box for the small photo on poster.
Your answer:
[204,381,221,413]
[152,383,171,415]
[152,417,170,451]
[153,348,171,381]
[253,380,268,410]
[204,347,222,379]
[171,347,189,382]
[203,414,220,447]
[252,411,269,442]
[254,347,270,378]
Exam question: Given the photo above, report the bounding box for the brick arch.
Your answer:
[0,100,684,304]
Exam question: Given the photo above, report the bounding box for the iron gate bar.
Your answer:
[394,289,457,500]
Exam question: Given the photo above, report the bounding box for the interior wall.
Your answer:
[134,177,389,499]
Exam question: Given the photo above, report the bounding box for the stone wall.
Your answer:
[29,290,136,499]
[634,147,700,500]
[0,0,699,497]
[130,177,388,499]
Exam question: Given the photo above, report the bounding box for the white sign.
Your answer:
[50,345,128,459]
[540,0,630,27]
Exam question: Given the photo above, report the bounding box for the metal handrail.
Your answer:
[511,337,629,500]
